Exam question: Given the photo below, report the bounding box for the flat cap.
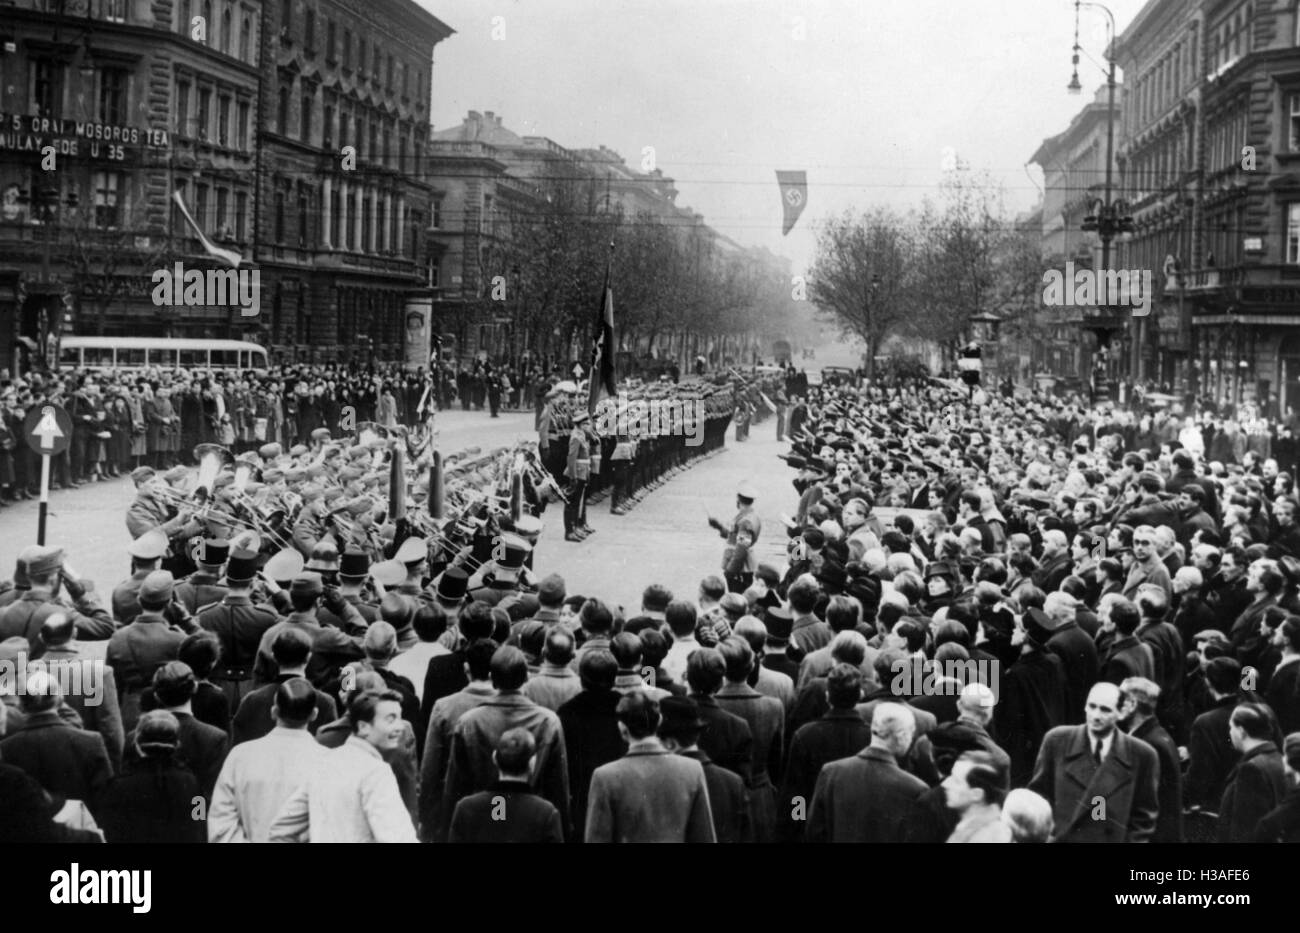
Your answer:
[289,571,324,597]
[139,570,175,604]
[21,545,64,579]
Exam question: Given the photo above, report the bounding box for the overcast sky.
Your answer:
[421,0,1148,275]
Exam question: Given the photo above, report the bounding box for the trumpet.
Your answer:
[193,443,235,502]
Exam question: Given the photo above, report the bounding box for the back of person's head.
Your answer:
[787,578,820,614]
[892,571,923,604]
[957,750,1009,806]
[699,575,726,603]
[542,628,575,666]
[1231,702,1276,741]
[494,727,536,776]
[826,663,863,709]
[274,676,319,727]
[1002,788,1054,842]
[38,613,75,648]
[615,690,660,739]
[489,645,529,691]
[1015,585,1046,612]
[830,629,868,666]
[642,584,673,613]
[1206,656,1242,695]
[894,620,926,654]
[825,595,861,633]
[178,631,221,679]
[934,619,971,650]
[1135,586,1168,621]
[412,603,448,643]
[1110,599,1141,636]
[718,637,754,682]
[732,617,767,655]
[578,649,618,692]
[665,600,698,637]
[17,670,60,714]
[153,661,198,708]
[638,629,669,669]
[459,600,496,640]
[465,638,500,681]
[342,671,386,708]
[272,626,313,668]
[686,647,725,696]
[580,598,615,635]
[610,632,643,670]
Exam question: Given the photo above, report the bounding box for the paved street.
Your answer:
[0,407,797,616]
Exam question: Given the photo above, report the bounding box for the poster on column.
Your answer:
[404,296,432,371]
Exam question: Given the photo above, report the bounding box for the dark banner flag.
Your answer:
[776,170,808,236]
[588,249,617,416]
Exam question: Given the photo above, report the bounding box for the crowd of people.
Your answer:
[3,366,1300,844]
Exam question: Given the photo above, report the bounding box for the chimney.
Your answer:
[467,110,482,124]
[484,111,494,123]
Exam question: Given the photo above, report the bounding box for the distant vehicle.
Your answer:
[58,336,268,372]
[820,366,858,387]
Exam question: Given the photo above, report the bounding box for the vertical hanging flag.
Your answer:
[172,190,243,267]
[776,170,808,236]
[588,244,617,416]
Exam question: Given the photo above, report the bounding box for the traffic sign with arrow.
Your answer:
[24,404,71,457]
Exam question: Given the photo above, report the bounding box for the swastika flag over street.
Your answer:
[776,170,808,236]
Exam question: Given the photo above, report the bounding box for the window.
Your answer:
[194,183,208,228]
[344,191,354,249]
[218,95,230,145]
[387,55,394,90]
[240,15,251,60]
[343,28,351,69]
[101,0,125,23]
[278,86,290,134]
[274,188,285,242]
[1290,204,1300,263]
[221,8,232,53]
[176,80,190,135]
[323,103,333,148]
[358,38,365,75]
[401,62,408,98]
[298,185,308,246]
[368,120,377,160]
[281,0,291,32]
[30,60,63,118]
[215,187,229,233]
[93,171,121,228]
[202,0,212,40]
[235,191,248,240]
[338,109,349,148]
[304,9,315,53]
[326,19,335,60]
[362,196,371,252]
[301,92,312,142]
[236,100,249,148]
[179,0,191,34]
[97,68,127,123]
[377,199,385,250]
[329,188,340,245]
[197,87,211,140]
[1290,94,1300,150]
[432,197,441,229]
[382,127,391,167]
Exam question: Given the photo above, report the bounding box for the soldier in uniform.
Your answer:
[337,549,381,625]
[175,538,231,615]
[253,571,367,688]
[564,409,594,542]
[467,534,534,606]
[391,537,434,607]
[708,481,763,583]
[290,483,327,558]
[0,545,115,656]
[194,548,278,710]
[113,530,170,624]
[106,570,191,732]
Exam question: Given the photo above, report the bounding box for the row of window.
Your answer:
[176,0,258,66]
[173,179,252,242]
[174,78,253,149]
[6,170,126,228]
[1128,30,1194,132]
[29,61,131,123]
[1206,105,1249,175]
[274,79,425,170]
[281,1,423,107]
[1125,126,1191,201]
[268,177,422,260]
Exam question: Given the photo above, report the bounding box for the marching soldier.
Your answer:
[195,547,279,709]
[175,538,231,614]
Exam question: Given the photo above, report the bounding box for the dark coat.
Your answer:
[584,745,715,843]
[556,689,626,841]
[690,694,754,786]
[0,711,114,818]
[1136,620,1185,738]
[419,650,469,736]
[1131,716,1184,843]
[1231,596,1279,669]
[996,648,1067,787]
[1046,621,1099,726]
[679,748,751,844]
[1185,696,1241,809]
[97,760,207,844]
[806,745,928,843]
[1252,787,1300,843]
[448,779,564,843]
[715,682,784,843]
[1098,634,1156,685]
[1033,552,1073,594]
[1171,593,1219,647]
[125,711,228,802]
[1265,659,1300,735]
[1029,724,1160,843]
[779,708,872,842]
[1218,742,1289,843]
[231,675,337,746]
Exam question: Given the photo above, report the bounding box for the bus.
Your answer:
[58,337,269,373]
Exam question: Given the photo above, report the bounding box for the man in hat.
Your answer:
[761,607,800,683]
[335,548,380,625]
[113,530,171,624]
[658,694,751,843]
[468,534,533,606]
[253,571,366,687]
[195,547,280,708]
[563,409,594,542]
[585,690,715,843]
[304,541,341,585]
[175,539,231,615]
[0,546,115,655]
[708,481,762,577]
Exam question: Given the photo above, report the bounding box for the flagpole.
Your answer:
[588,241,616,416]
